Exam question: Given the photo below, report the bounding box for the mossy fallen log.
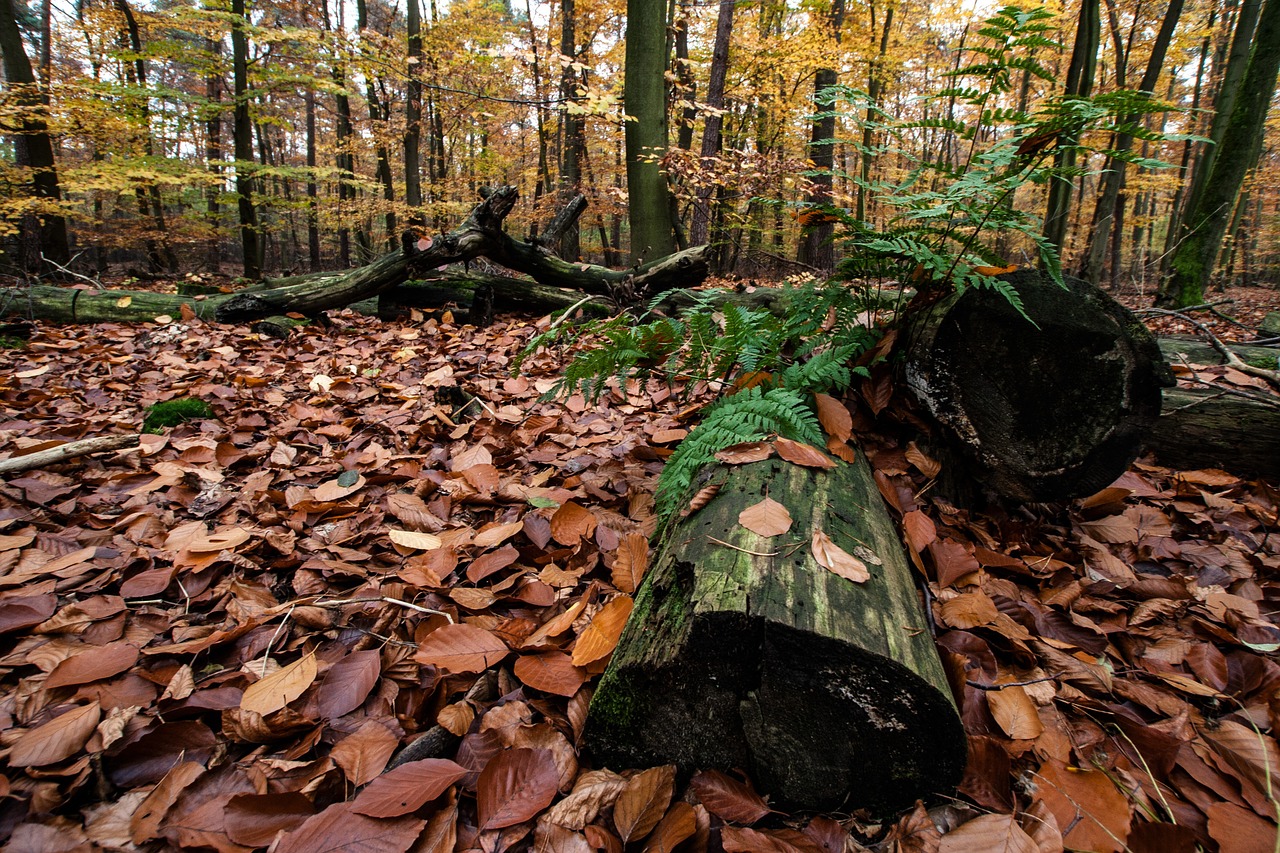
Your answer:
[902,270,1174,502]
[1149,386,1280,481]
[584,455,966,812]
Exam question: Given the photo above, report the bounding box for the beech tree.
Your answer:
[623,0,677,263]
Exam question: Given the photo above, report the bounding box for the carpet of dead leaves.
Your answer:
[0,287,1278,853]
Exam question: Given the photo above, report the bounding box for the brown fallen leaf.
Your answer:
[739,497,793,537]
[9,700,101,767]
[775,437,837,469]
[414,623,509,673]
[240,652,317,717]
[613,764,676,844]
[571,596,633,666]
[811,529,870,584]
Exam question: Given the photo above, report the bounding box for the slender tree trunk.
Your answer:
[231,0,261,279]
[204,16,223,272]
[673,6,696,152]
[1043,0,1101,253]
[558,0,584,260]
[404,0,423,228]
[0,0,69,270]
[304,89,321,270]
[688,0,734,249]
[1160,0,1280,306]
[355,0,396,251]
[624,0,677,263]
[1080,0,1184,285]
[798,0,845,272]
[857,0,893,223]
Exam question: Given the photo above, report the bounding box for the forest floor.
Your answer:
[0,276,1277,853]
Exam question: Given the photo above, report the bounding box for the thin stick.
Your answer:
[707,536,780,557]
[0,434,140,476]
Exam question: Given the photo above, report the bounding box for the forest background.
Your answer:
[0,0,1277,307]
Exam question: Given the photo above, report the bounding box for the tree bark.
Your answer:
[1159,0,1280,307]
[1042,0,1100,254]
[0,435,140,476]
[231,0,261,279]
[902,270,1173,502]
[585,456,966,812]
[798,0,845,272]
[624,0,677,263]
[687,0,734,248]
[1149,386,1280,480]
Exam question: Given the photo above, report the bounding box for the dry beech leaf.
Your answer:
[720,826,815,852]
[274,802,424,853]
[351,758,468,818]
[775,437,837,469]
[938,813,1037,853]
[330,720,399,787]
[240,653,317,717]
[642,801,697,853]
[387,528,443,551]
[688,769,771,825]
[571,596,633,666]
[1033,758,1131,853]
[474,520,525,548]
[9,701,101,767]
[437,701,476,736]
[551,502,598,545]
[940,592,999,629]
[905,441,942,478]
[715,441,774,464]
[814,393,853,442]
[315,649,380,720]
[611,533,649,594]
[223,792,315,848]
[185,527,251,552]
[545,769,628,830]
[811,529,870,584]
[739,497,793,537]
[985,684,1044,740]
[902,510,937,553]
[514,652,587,697]
[45,643,140,689]
[477,747,560,831]
[414,623,509,673]
[613,764,676,844]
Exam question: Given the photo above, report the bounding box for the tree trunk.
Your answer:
[902,270,1173,502]
[798,0,845,272]
[624,0,677,264]
[1149,386,1280,480]
[1042,0,1100,254]
[0,0,70,269]
[231,0,261,280]
[1159,0,1280,307]
[687,0,734,248]
[404,0,424,227]
[558,0,584,261]
[585,455,966,812]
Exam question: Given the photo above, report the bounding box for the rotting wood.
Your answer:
[585,455,966,813]
[901,270,1174,502]
[0,434,140,476]
[1148,386,1280,481]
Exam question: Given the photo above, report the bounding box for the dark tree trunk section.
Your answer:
[902,270,1174,502]
[585,456,966,813]
[1149,387,1280,481]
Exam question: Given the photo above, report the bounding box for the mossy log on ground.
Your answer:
[1149,386,1280,481]
[1156,336,1278,370]
[584,455,966,813]
[902,270,1174,502]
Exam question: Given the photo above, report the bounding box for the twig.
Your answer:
[0,434,141,477]
[40,252,103,288]
[706,536,780,557]
[1137,307,1280,390]
[965,675,1057,691]
[314,595,454,623]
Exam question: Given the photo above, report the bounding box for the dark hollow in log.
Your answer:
[902,270,1174,502]
[585,456,966,813]
[1149,386,1280,481]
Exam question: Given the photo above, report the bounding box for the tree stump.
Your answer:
[902,270,1174,502]
[584,455,966,813]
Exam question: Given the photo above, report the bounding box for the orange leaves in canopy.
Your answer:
[415,623,509,673]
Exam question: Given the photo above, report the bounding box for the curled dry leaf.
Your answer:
[274,801,424,853]
[45,643,140,689]
[330,719,399,787]
[613,764,676,843]
[739,497,793,537]
[680,483,721,518]
[811,529,870,584]
[902,510,937,553]
[571,596,633,666]
[905,441,942,478]
[610,532,649,594]
[414,623,509,674]
[545,769,628,830]
[240,652,317,717]
[514,651,587,697]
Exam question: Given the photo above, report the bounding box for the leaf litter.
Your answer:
[0,307,1276,852]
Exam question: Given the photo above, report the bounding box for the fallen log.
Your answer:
[585,455,966,812]
[901,270,1174,502]
[2,187,709,325]
[1148,386,1280,481]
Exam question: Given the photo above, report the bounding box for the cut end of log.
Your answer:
[903,271,1174,502]
[586,611,966,812]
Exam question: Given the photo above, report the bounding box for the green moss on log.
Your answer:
[143,398,214,434]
